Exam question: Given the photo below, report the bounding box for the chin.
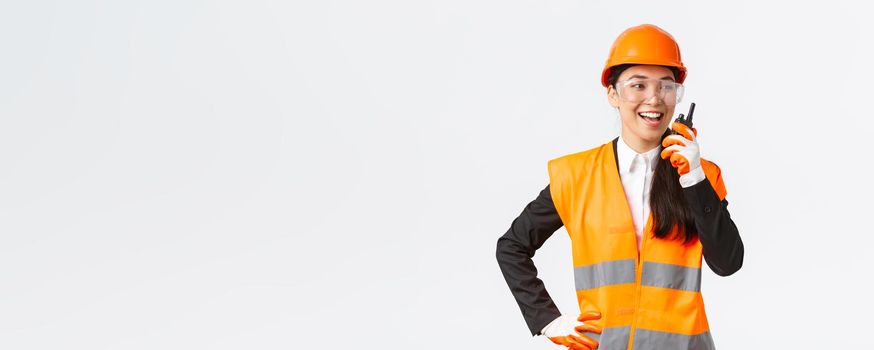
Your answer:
[645,128,662,136]
[642,130,666,143]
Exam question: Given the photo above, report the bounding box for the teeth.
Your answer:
[638,112,662,119]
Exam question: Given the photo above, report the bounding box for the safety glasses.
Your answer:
[615,78,684,106]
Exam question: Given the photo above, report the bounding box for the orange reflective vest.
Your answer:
[547,140,727,350]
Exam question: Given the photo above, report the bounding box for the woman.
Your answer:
[495,24,743,350]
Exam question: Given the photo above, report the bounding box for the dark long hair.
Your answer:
[607,64,697,243]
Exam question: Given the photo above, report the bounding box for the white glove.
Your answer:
[541,312,601,350]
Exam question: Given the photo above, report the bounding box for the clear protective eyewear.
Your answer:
[616,78,684,106]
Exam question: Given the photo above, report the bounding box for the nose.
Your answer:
[642,90,663,105]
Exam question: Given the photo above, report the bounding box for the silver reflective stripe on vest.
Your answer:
[580,326,630,350]
[632,329,715,350]
[574,259,636,290]
[640,262,701,292]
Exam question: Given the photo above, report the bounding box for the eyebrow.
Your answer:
[627,74,676,81]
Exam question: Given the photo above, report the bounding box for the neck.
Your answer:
[620,131,659,154]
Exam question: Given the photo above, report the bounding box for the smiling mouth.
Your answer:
[638,112,663,122]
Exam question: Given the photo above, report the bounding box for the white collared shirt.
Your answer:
[616,136,661,250]
[616,135,706,250]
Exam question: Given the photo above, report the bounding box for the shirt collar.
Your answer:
[617,135,661,173]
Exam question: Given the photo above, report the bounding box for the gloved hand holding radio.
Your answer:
[660,120,705,187]
[541,312,602,350]
[661,121,699,175]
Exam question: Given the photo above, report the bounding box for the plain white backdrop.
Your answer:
[1,0,872,348]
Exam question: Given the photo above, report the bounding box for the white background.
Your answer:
[1,0,871,349]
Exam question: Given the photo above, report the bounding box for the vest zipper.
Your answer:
[627,217,651,350]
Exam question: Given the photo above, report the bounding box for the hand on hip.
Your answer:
[542,312,602,350]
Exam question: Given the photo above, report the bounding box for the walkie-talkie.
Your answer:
[672,102,695,135]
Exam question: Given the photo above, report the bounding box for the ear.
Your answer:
[607,86,620,108]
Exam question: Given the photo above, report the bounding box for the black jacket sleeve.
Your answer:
[683,179,744,276]
[496,185,564,336]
